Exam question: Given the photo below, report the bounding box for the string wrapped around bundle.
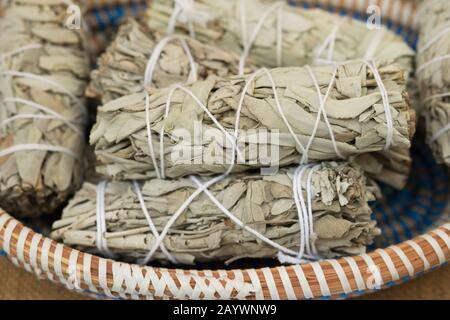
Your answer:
[147,0,414,72]
[416,0,450,165]
[51,162,381,265]
[90,61,415,188]
[88,17,257,104]
[0,0,90,217]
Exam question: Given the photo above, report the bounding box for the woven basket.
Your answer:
[84,0,421,53]
[1,0,449,300]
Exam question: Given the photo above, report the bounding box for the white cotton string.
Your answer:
[416,54,450,76]
[417,26,450,55]
[291,165,310,260]
[416,23,450,140]
[139,173,232,262]
[234,66,332,261]
[277,252,308,265]
[167,3,183,35]
[0,44,42,63]
[430,123,450,143]
[296,165,318,259]
[301,169,313,257]
[142,34,198,179]
[190,176,317,259]
[166,0,213,38]
[139,69,272,261]
[314,19,344,65]
[278,164,320,264]
[311,59,393,150]
[238,68,307,156]
[158,84,245,179]
[141,67,328,264]
[120,62,389,263]
[0,35,84,163]
[131,180,177,264]
[0,73,85,160]
[167,0,194,37]
[238,1,284,75]
[143,34,198,87]
[302,65,343,164]
[0,144,80,160]
[361,60,393,150]
[144,93,162,179]
[152,67,322,182]
[305,166,318,257]
[144,174,314,262]
[423,92,450,104]
[0,70,85,111]
[95,181,115,258]
[1,97,82,135]
[364,29,384,60]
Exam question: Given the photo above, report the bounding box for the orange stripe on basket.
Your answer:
[421,234,447,265]
[376,248,400,281]
[276,266,297,299]
[29,232,44,277]
[310,262,331,297]
[2,218,19,256]
[0,204,448,300]
[390,245,415,277]
[342,256,366,291]
[431,229,450,250]
[262,267,281,299]
[16,227,32,273]
[406,239,431,271]
[327,259,352,294]
[292,264,314,299]
[359,253,384,289]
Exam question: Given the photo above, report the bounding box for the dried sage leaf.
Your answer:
[417,1,450,165]
[88,17,257,104]
[148,0,414,71]
[91,61,415,188]
[0,0,90,217]
[51,162,381,265]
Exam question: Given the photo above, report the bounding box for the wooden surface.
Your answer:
[0,257,449,300]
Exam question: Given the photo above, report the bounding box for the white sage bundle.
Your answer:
[91,61,414,188]
[88,17,257,103]
[0,0,90,217]
[148,0,414,73]
[416,0,450,165]
[51,162,380,265]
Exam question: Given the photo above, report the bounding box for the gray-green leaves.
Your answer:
[0,0,89,217]
[417,1,450,165]
[51,162,380,265]
[91,61,414,188]
[88,17,257,104]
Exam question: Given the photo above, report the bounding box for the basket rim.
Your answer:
[1,210,448,300]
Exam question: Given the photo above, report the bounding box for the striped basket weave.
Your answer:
[1,0,449,300]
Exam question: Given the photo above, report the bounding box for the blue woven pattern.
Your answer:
[372,139,450,248]
[83,1,421,54]
[289,0,418,48]
[85,0,419,49]
[86,0,146,31]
